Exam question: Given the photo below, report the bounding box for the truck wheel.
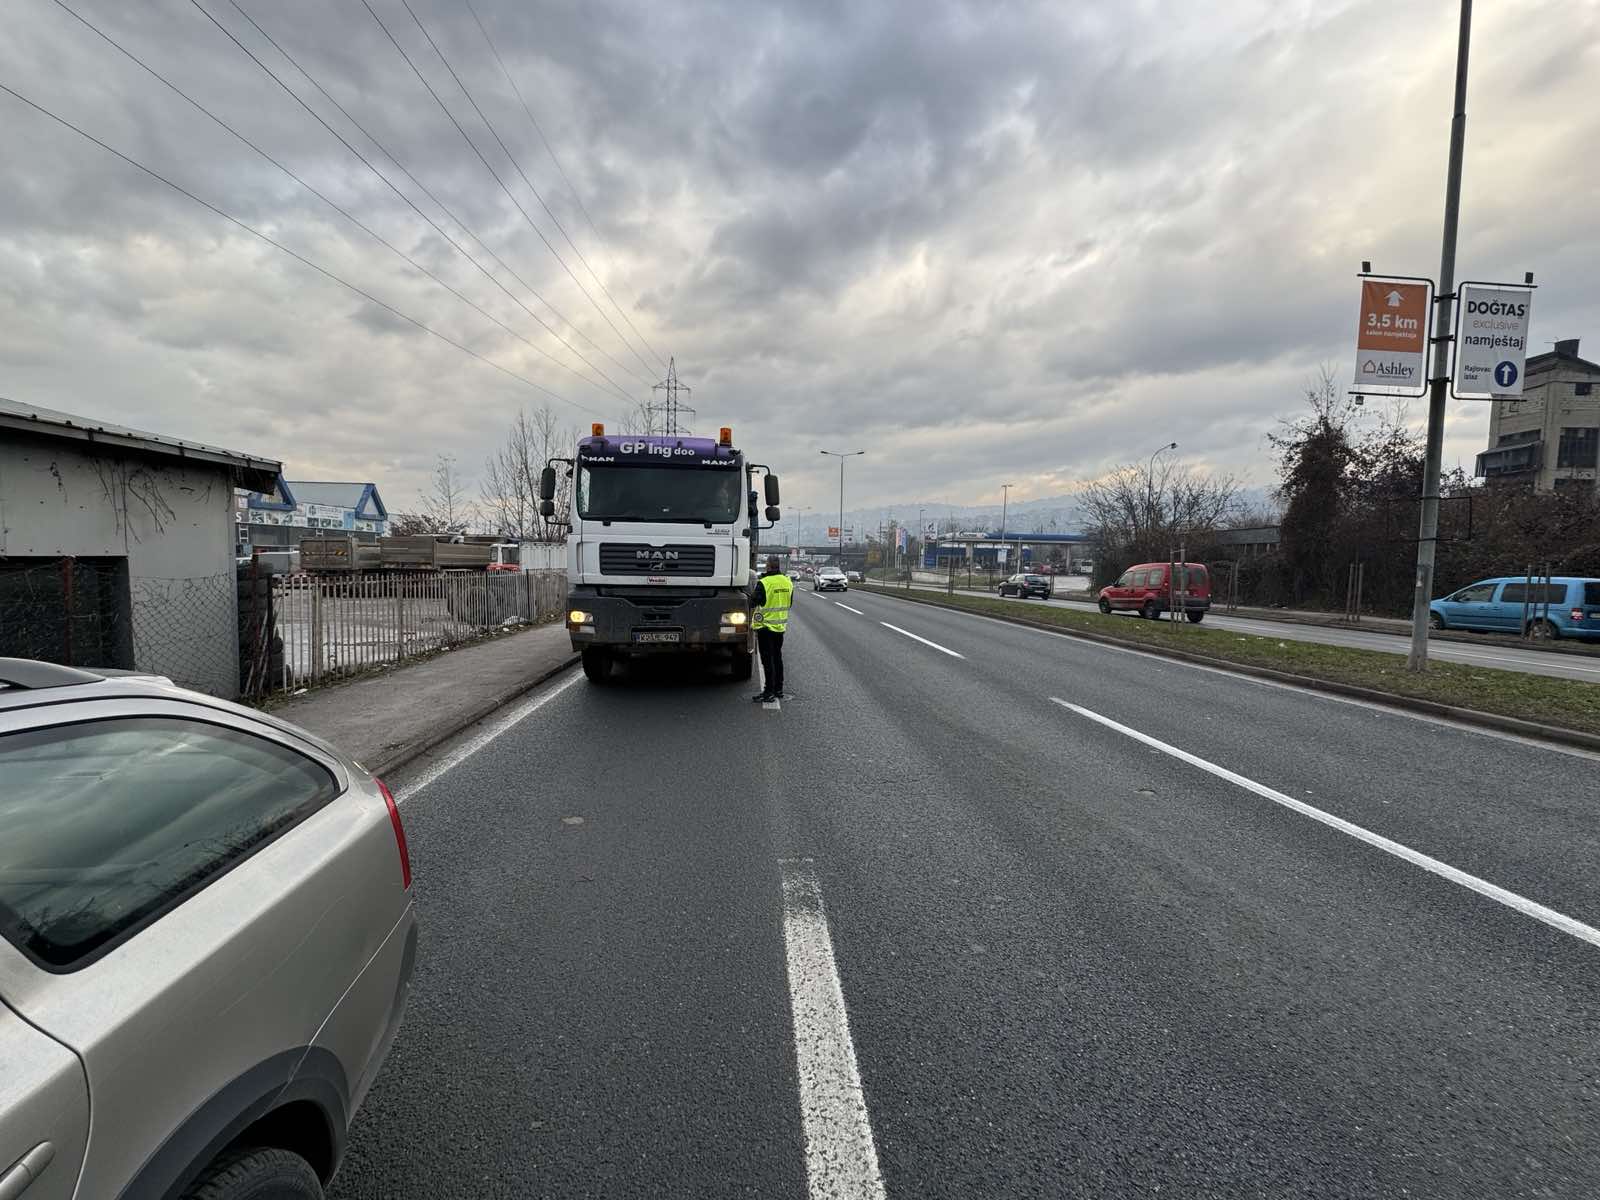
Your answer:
[582,647,613,684]
[730,648,754,681]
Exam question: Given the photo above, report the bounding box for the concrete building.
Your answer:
[241,480,389,551]
[0,397,281,696]
[1476,338,1600,490]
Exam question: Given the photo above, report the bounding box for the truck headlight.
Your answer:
[568,610,594,624]
[722,611,749,625]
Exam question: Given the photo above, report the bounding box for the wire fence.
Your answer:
[3,557,567,700]
[265,570,567,692]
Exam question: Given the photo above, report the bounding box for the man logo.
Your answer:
[635,549,681,561]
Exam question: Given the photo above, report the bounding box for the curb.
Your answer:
[368,653,581,779]
[861,585,1600,755]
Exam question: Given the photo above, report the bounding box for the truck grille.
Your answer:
[599,543,717,576]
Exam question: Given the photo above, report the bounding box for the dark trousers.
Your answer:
[757,627,784,695]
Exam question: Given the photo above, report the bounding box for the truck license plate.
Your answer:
[633,631,681,644]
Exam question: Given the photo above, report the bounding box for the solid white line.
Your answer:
[1050,698,1600,950]
[879,621,965,658]
[835,602,865,615]
[396,669,583,803]
[779,859,887,1200]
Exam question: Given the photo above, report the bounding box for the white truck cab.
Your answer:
[540,425,780,684]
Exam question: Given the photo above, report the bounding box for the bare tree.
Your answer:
[1080,459,1240,575]
[418,454,474,534]
[481,410,539,539]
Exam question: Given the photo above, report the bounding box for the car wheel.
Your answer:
[1428,612,1445,631]
[1530,619,1560,641]
[180,1146,322,1200]
[1141,600,1159,620]
[1186,610,1205,624]
[1098,598,1111,614]
[581,647,613,684]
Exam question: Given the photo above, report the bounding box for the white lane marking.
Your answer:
[779,859,887,1200]
[397,669,583,803]
[876,595,1600,762]
[835,602,865,615]
[1051,698,1600,950]
[879,621,965,658]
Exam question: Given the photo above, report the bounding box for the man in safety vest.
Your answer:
[750,555,793,702]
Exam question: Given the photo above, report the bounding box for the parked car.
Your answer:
[0,658,416,1200]
[1429,576,1600,640]
[1098,562,1212,622]
[815,568,849,592]
[997,573,1051,599]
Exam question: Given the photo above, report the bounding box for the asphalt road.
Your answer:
[331,587,1600,1199]
[911,580,1600,683]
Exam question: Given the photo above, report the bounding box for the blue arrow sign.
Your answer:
[1494,360,1519,388]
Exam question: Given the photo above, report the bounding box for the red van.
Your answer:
[1098,562,1211,622]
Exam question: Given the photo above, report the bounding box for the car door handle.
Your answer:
[0,1143,56,1200]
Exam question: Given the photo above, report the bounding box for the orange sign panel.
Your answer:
[1353,277,1432,396]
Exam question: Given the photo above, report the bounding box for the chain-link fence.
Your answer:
[264,570,567,692]
[1,558,238,696]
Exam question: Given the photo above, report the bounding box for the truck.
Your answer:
[297,534,521,574]
[539,423,780,685]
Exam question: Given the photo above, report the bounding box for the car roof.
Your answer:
[0,659,349,766]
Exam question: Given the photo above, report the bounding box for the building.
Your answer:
[0,397,281,697]
[1476,338,1600,490]
[240,480,389,551]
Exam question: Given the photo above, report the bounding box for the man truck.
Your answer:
[539,423,780,684]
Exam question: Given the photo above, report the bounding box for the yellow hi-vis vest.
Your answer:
[754,573,793,632]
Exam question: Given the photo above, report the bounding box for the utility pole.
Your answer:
[1408,0,1472,672]
[651,357,695,435]
[820,449,864,571]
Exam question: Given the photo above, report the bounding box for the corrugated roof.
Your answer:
[0,396,281,491]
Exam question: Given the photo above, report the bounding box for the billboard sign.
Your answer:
[1353,276,1433,396]
[1453,283,1534,400]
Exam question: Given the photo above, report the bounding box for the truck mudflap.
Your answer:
[566,590,751,654]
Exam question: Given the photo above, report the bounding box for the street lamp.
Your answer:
[820,450,864,570]
[1000,483,1014,573]
[791,505,809,556]
[1147,442,1177,542]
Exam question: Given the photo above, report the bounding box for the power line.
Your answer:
[0,80,599,415]
[50,0,630,406]
[463,0,669,371]
[179,0,645,403]
[370,0,659,380]
[219,2,651,395]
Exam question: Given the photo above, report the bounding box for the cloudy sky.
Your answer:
[2,0,1597,523]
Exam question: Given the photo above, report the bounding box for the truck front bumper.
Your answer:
[565,589,752,654]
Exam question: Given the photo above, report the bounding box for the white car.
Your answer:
[814,569,849,592]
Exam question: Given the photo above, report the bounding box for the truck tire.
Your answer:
[582,647,613,684]
[730,648,754,681]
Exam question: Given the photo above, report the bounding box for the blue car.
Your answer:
[1429,576,1600,640]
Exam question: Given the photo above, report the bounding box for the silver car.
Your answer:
[0,659,416,1200]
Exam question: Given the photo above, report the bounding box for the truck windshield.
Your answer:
[577,465,743,523]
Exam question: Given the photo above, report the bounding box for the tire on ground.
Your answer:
[731,648,754,681]
[582,647,612,684]
[179,1146,322,1200]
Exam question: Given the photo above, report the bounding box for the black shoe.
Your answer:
[752,692,773,702]
[770,691,787,700]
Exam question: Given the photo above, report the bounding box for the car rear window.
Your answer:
[1588,583,1600,607]
[0,717,339,970]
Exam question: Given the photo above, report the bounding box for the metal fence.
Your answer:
[267,570,567,691]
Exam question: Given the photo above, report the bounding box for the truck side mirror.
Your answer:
[538,467,557,502]
[765,505,781,522]
[764,473,780,505]
[538,499,555,518]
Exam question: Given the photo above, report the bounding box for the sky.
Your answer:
[2,0,1597,527]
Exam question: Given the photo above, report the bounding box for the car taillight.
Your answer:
[375,778,412,890]
[1572,609,1585,621]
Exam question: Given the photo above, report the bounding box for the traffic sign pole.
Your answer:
[1407,0,1472,674]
